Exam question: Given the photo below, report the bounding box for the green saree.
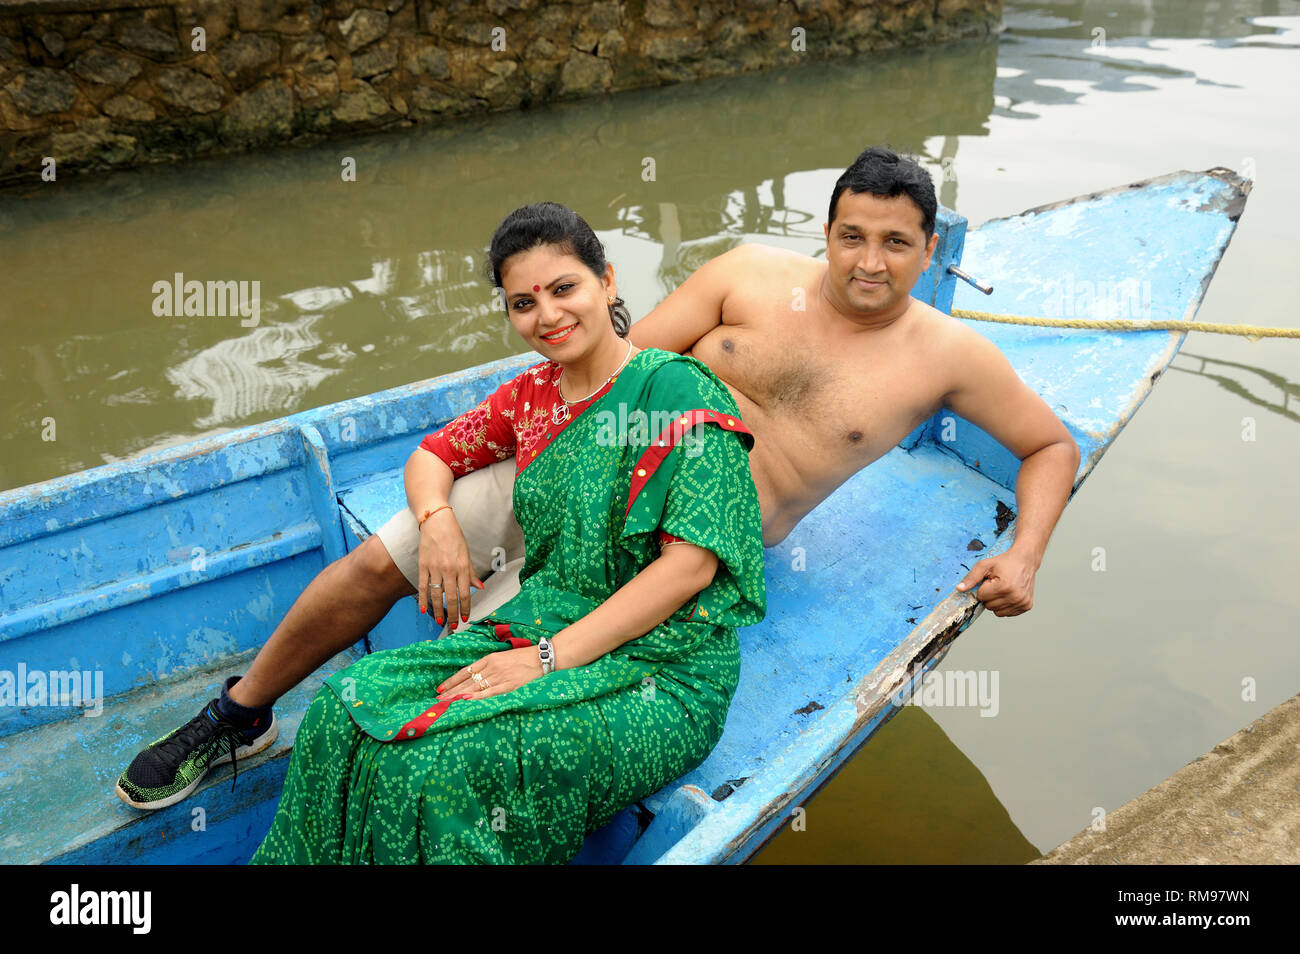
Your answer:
[250,349,766,864]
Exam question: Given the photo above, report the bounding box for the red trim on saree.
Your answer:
[395,695,470,740]
[494,622,531,649]
[625,409,753,516]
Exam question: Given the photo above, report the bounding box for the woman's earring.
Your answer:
[607,296,615,303]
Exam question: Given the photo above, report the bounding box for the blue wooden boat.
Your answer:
[0,168,1248,864]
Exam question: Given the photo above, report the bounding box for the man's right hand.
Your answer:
[416,508,483,627]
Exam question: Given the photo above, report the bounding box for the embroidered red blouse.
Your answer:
[418,359,685,546]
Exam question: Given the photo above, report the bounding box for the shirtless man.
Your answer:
[116,146,1079,810]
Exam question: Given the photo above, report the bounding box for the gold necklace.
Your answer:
[553,340,634,425]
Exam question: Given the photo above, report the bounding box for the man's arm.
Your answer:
[941,325,1081,616]
[627,243,752,352]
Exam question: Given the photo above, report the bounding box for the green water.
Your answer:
[2,0,1297,862]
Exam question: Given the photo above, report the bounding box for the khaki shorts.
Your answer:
[375,457,526,624]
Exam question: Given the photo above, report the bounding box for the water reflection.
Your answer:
[1170,351,1300,423]
[755,705,1040,865]
[1006,0,1296,40]
[994,0,1300,118]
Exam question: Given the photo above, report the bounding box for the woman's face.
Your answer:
[499,244,617,365]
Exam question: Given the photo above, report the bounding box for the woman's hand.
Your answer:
[436,646,544,701]
[416,509,484,627]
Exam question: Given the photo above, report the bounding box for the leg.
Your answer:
[229,533,413,709]
[236,457,523,707]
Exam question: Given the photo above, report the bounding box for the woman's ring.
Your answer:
[430,583,442,589]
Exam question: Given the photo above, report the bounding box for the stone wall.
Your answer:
[0,0,1002,184]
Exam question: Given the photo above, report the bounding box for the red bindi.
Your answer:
[532,284,540,292]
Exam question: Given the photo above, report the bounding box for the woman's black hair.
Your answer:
[487,201,631,337]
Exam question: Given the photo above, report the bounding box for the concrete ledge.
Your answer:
[1035,692,1300,864]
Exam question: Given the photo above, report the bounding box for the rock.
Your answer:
[156,67,224,113]
[573,25,602,53]
[597,29,626,58]
[5,68,77,115]
[590,1,621,31]
[276,5,324,35]
[451,22,498,46]
[102,94,156,121]
[486,0,531,13]
[560,51,611,94]
[644,35,704,62]
[294,59,339,104]
[332,81,389,122]
[116,20,180,55]
[409,85,456,114]
[644,0,679,29]
[351,38,397,77]
[51,117,136,165]
[221,80,293,143]
[339,9,389,53]
[233,0,301,32]
[525,36,557,59]
[72,48,144,86]
[217,33,280,87]
[285,33,328,66]
[404,41,450,79]
[42,32,66,58]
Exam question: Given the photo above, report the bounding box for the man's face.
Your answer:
[823,191,938,318]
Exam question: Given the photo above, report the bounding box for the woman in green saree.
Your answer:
[251,202,766,864]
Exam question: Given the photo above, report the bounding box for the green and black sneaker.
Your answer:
[115,696,277,811]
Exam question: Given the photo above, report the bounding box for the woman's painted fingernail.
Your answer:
[461,614,469,622]
[474,578,485,589]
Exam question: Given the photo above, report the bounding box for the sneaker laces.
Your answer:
[153,705,249,792]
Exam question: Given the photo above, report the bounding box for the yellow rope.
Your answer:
[950,308,1300,340]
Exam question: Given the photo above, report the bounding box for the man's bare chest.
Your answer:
[691,323,941,458]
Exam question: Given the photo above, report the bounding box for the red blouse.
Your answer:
[419,359,685,546]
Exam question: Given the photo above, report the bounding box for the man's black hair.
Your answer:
[827,146,937,240]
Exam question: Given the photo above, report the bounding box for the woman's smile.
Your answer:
[539,322,578,344]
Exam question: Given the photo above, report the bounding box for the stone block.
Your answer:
[116,19,180,56]
[560,51,612,94]
[332,80,390,121]
[5,68,77,115]
[339,9,389,52]
[217,33,281,87]
[643,35,704,62]
[285,32,329,66]
[352,38,398,77]
[72,48,144,87]
[156,67,224,113]
[403,39,450,79]
[50,116,136,165]
[102,94,156,122]
[221,80,294,142]
[294,58,339,104]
